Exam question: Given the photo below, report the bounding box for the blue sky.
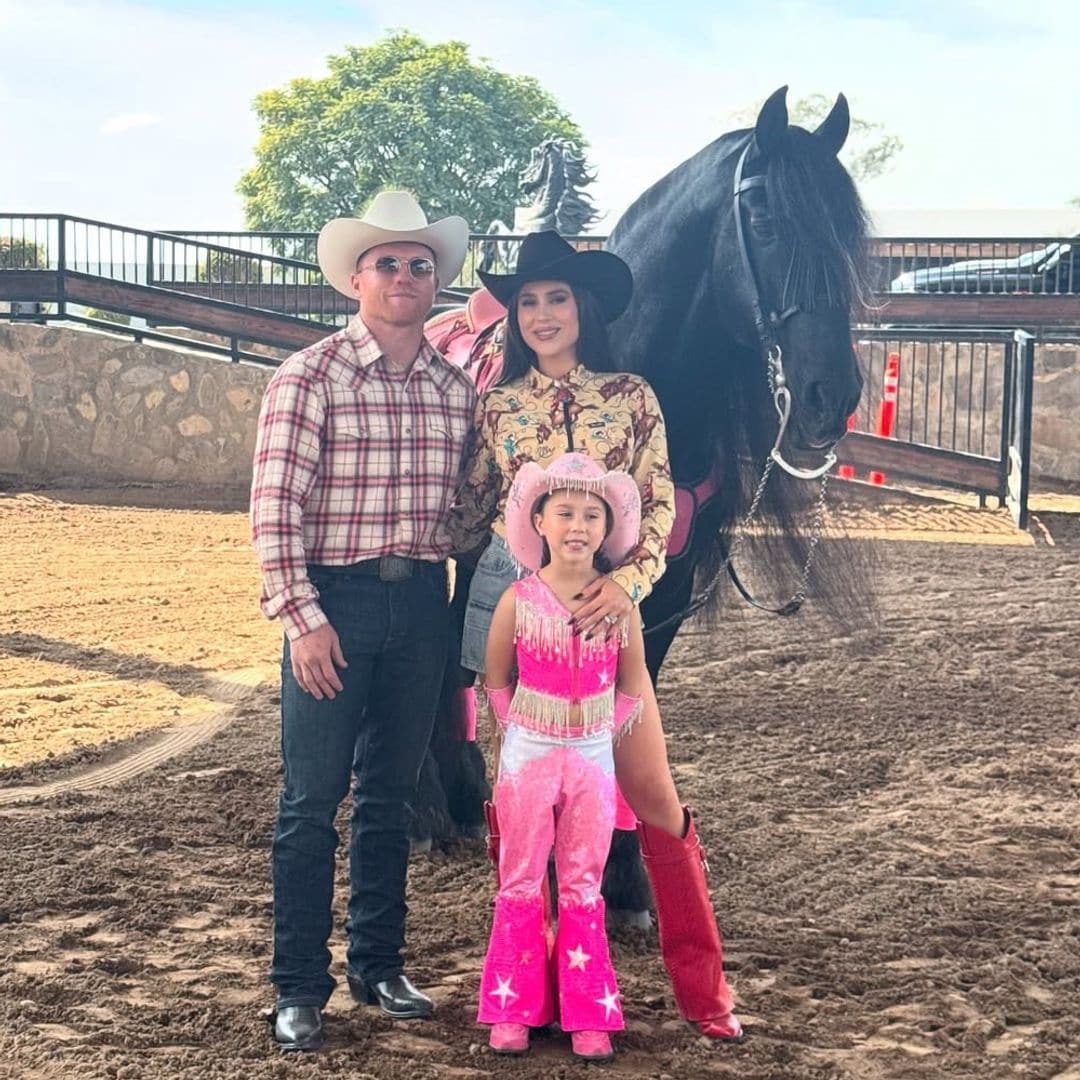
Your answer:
[2,0,1077,233]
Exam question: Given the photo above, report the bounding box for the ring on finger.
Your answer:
[603,614,618,625]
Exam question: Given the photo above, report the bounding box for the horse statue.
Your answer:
[478,137,600,273]
[419,86,870,919]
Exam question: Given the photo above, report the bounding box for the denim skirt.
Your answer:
[460,533,519,673]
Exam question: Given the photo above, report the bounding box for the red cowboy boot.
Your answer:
[637,808,745,1042]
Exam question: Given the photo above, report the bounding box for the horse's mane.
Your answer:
[766,130,873,313]
[555,141,601,235]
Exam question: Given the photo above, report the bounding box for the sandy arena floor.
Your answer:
[0,486,1077,1080]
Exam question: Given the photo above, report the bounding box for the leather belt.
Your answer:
[313,556,434,583]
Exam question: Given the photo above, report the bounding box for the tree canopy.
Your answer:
[238,31,586,232]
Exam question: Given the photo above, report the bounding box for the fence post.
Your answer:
[1007,330,1034,530]
[56,215,67,318]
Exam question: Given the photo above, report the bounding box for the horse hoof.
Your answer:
[409,836,433,856]
[460,823,487,841]
[606,908,652,931]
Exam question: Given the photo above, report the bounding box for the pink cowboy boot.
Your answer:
[555,898,624,1054]
[478,894,554,1043]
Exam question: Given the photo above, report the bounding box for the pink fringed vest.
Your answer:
[508,574,627,738]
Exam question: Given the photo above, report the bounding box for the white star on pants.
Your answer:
[489,974,519,1009]
[596,983,621,1020]
[566,944,591,971]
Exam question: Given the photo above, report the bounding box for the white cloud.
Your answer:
[99,111,162,137]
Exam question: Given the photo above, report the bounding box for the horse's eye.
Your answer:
[750,215,776,240]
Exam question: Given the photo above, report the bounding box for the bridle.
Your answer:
[732,141,839,481]
[644,141,842,633]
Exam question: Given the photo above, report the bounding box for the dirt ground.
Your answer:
[0,486,1078,1080]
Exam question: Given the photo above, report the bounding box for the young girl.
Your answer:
[477,452,646,1063]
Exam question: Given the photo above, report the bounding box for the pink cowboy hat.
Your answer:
[505,453,641,573]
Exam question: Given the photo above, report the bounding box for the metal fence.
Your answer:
[870,237,1077,296]
[0,213,356,325]
[162,229,607,291]
[852,327,1022,458]
[6,216,1077,299]
[162,230,1078,296]
[846,327,1035,524]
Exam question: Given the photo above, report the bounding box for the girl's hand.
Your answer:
[570,577,634,640]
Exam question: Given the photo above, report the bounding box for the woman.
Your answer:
[452,230,744,1042]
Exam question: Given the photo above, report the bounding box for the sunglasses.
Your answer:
[356,255,437,280]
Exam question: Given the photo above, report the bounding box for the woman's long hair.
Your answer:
[497,283,615,385]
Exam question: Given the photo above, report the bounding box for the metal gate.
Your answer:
[839,327,1035,527]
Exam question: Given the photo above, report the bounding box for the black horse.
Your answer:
[416,86,871,916]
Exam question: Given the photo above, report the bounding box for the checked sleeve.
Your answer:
[250,368,328,641]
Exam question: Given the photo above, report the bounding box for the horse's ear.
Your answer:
[753,85,789,157]
[813,93,850,157]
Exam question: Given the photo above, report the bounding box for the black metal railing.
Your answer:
[162,229,1079,297]
[7,217,1078,303]
[0,213,357,326]
[870,237,1077,296]
[163,230,608,291]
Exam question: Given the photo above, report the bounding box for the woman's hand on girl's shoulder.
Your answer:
[569,576,634,641]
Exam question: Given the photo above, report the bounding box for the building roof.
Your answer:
[869,207,1080,238]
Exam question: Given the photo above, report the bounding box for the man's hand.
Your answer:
[291,624,347,700]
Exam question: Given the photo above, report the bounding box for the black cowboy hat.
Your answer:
[477,230,633,323]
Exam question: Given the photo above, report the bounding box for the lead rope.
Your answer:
[643,446,832,636]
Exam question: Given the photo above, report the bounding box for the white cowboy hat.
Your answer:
[317,191,469,299]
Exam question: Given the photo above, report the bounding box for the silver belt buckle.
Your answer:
[378,555,413,582]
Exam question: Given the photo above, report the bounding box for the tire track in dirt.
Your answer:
[0,666,269,806]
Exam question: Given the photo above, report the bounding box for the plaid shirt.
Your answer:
[252,315,476,640]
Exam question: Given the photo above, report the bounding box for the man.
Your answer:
[251,191,475,1052]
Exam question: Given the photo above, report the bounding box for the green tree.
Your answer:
[0,237,46,268]
[195,250,265,284]
[732,92,903,182]
[85,308,132,325]
[238,31,586,232]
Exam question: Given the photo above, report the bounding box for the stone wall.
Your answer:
[0,323,271,489]
[1035,344,1080,482]
[0,322,1077,489]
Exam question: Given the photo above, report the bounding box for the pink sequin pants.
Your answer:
[477,726,624,1032]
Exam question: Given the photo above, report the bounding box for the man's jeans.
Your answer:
[270,562,449,1008]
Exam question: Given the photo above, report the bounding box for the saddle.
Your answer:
[426,287,507,393]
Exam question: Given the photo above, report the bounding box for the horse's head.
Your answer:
[520,139,563,196]
[711,86,869,453]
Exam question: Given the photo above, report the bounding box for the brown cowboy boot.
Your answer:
[637,808,745,1042]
